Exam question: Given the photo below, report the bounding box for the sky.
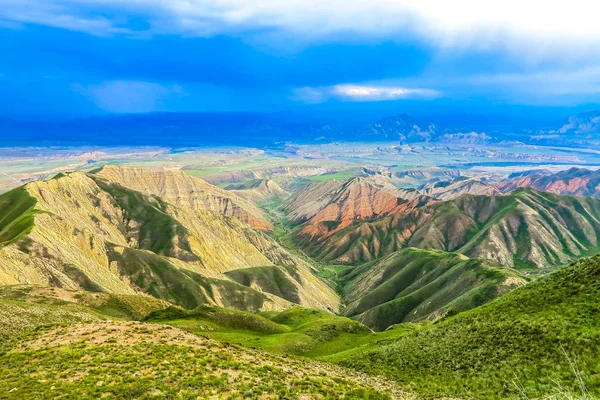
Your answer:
[1,0,600,118]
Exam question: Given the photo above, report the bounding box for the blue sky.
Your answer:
[1,1,600,118]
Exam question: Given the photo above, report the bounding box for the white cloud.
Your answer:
[1,1,600,54]
[293,84,440,103]
[0,1,133,35]
[74,80,184,113]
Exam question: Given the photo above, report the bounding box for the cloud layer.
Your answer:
[1,1,600,115]
[294,84,440,103]
[2,1,600,52]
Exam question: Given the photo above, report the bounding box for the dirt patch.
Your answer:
[13,322,216,351]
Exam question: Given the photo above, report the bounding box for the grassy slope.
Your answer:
[108,246,273,311]
[336,255,600,399]
[0,322,400,399]
[0,285,169,350]
[0,187,38,248]
[144,306,414,359]
[342,248,525,331]
[225,266,302,304]
[0,286,402,399]
[93,177,197,260]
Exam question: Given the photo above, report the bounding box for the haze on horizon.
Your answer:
[0,0,599,121]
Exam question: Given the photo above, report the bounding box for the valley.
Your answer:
[1,149,600,399]
[5,3,600,398]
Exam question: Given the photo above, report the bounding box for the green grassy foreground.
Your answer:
[2,255,600,399]
[337,255,600,398]
[0,288,404,399]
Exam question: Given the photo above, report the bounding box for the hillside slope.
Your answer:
[341,248,526,330]
[0,321,407,399]
[0,171,339,312]
[285,178,428,245]
[95,165,273,231]
[0,285,170,347]
[498,167,600,198]
[305,188,600,268]
[338,255,600,398]
[420,177,499,200]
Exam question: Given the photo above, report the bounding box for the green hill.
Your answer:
[335,255,600,398]
[305,188,600,269]
[143,306,398,358]
[0,285,170,350]
[0,289,405,399]
[0,321,404,399]
[0,187,38,248]
[341,248,526,331]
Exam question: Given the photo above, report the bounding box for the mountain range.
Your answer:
[4,109,600,147]
[287,180,600,268]
[2,162,600,399]
[497,167,600,197]
[0,167,339,312]
[283,178,428,245]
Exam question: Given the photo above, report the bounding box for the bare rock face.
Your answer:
[282,180,343,223]
[96,165,273,231]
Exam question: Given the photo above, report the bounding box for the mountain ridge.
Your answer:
[0,169,340,312]
[299,186,600,268]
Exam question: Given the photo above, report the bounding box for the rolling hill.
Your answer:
[337,254,600,398]
[340,248,526,330]
[0,168,339,312]
[0,286,405,399]
[0,285,170,347]
[299,187,600,268]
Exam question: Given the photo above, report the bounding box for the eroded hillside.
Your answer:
[295,186,600,268]
[0,169,339,312]
[96,165,273,231]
